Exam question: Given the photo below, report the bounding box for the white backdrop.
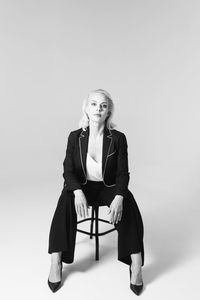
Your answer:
[1,1,200,299]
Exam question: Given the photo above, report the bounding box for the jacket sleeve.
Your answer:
[62,131,82,192]
[115,133,130,198]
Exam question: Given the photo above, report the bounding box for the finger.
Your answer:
[78,204,82,218]
[117,211,122,221]
[113,210,118,224]
[115,211,122,224]
[83,203,88,218]
[75,204,78,216]
[85,202,89,216]
[109,209,112,222]
[85,206,88,217]
[115,214,119,224]
[110,210,114,224]
[116,214,121,224]
[81,204,85,218]
[113,211,118,224]
[108,204,112,217]
[77,205,81,218]
[109,209,113,223]
[79,205,83,218]
[75,204,79,216]
[83,204,88,218]
[80,204,84,218]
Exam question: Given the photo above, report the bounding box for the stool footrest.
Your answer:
[76,205,117,260]
[77,218,111,225]
[77,227,116,236]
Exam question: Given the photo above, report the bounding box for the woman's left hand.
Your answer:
[108,195,123,224]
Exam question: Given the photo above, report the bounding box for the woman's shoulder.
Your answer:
[66,127,127,140]
[66,128,83,140]
[110,128,127,138]
[69,128,83,135]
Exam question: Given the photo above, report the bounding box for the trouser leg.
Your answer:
[116,190,144,266]
[98,187,144,267]
[48,189,77,264]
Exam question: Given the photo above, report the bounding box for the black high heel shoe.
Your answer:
[48,261,63,293]
[129,265,143,296]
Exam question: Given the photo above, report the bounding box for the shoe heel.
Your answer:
[48,261,63,293]
[129,265,143,296]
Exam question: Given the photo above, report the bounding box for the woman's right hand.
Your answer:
[73,189,89,218]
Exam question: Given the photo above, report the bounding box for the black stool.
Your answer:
[77,204,117,260]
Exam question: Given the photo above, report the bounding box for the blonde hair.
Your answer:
[78,89,116,130]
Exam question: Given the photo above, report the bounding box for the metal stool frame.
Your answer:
[77,205,117,260]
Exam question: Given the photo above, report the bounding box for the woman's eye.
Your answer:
[91,103,107,109]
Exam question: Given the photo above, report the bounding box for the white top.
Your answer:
[86,153,103,181]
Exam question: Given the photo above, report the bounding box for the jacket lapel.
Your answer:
[102,126,112,176]
[79,125,113,181]
[79,127,89,180]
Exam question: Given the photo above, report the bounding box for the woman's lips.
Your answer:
[94,114,101,116]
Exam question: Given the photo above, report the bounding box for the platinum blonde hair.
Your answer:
[78,89,116,130]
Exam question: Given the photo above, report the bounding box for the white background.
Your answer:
[0,0,200,299]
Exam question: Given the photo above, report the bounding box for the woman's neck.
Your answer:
[89,122,105,138]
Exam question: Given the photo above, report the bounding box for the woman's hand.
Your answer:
[74,189,89,218]
[108,195,123,224]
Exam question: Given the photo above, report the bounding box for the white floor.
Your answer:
[1,180,200,300]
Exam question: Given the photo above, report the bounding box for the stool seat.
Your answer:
[77,204,117,260]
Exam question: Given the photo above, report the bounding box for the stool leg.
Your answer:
[90,207,95,239]
[95,206,99,260]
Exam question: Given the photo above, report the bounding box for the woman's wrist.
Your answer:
[73,189,83,195]
[115,195,124,200]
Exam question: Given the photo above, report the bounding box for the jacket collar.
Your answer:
[80,125,112,138]
[79,125,113,180]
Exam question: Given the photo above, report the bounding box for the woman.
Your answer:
[48,89,144,295]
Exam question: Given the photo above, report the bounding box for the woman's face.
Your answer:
[86,92,109,125]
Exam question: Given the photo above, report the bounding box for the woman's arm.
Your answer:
[62,131,82,192]
[115,133,130,198]
[62,133,89,217]
[108,133,130,224]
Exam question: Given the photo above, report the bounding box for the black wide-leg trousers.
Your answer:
[48,180,144,267]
